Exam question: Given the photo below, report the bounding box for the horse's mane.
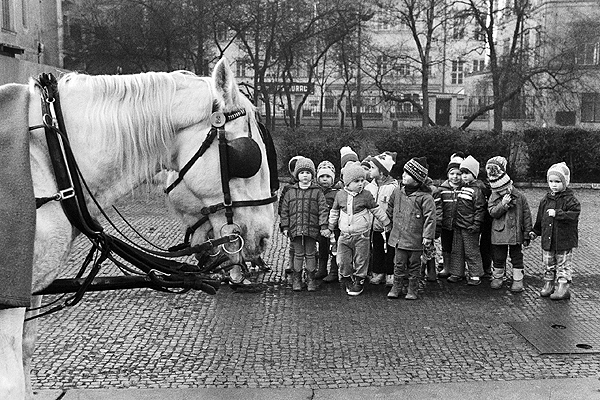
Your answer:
[57,71,213,184]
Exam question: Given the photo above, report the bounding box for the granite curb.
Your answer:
[34,377,600,400]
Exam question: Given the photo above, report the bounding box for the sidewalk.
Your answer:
[34,377,600,399]
[30,187,600,398]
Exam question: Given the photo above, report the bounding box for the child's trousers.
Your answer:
[394,248,422,280]
[291,236,317,273]
[337,231,370,278]
[450,227,483,277]
[543,249,574,281]
[492,244,524,271]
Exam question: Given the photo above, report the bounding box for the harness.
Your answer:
[28,73,278,319]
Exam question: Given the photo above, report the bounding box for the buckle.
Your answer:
[58,188,75,200]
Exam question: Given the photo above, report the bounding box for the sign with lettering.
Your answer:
[263,82,314,94]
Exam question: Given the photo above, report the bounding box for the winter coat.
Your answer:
[532,188,580,251]
[386,185,436,251]
[488,188,533,245]
[454,180,486,231]
[280,183,329,240]
[320,185,339,209]
[438,179,461,231]
[329,188,390,235]
[365,175,398,232]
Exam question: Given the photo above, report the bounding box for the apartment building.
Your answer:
[227,0,600,130]
[0,0,64,85]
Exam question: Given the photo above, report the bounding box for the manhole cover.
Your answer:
[508,319,600,354]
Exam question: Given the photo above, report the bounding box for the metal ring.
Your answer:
[221,234,244,255]
[42,113,53,127]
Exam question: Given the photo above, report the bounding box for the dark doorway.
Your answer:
[436,98,451,126]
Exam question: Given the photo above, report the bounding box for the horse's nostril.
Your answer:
[258,235,269,251]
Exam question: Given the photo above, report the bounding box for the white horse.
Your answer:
[0,59,275,399]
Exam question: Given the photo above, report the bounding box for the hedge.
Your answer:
[274,126,600,183]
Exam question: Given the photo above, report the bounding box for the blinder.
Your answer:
[226,136,262,179]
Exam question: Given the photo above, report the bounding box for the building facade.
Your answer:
[0,0,64,85]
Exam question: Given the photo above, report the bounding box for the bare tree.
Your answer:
[456,0,584,131]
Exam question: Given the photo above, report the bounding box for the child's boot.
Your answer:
[509,269,524,292]
[315,259,327,280]
[387,272,402,299]
[540,271,556,297]
[292,272,302,292]
[490,267,505,289]
[438,252,451,278]
[370,273,385,285]
[550,277,571,300]
[323,260,339,283]
[405,277,419,300]
[426,259,437,282]
[306,271,317,292]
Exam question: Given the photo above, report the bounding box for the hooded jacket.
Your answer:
[280,183,329,240]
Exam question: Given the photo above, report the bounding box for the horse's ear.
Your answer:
[212,58,240,108]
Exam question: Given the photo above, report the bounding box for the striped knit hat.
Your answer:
[486,156,512,192]
[316,160,336,180]
[404,157,429,184]
[340,146,359,168]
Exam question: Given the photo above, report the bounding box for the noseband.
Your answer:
[164,108,277,251]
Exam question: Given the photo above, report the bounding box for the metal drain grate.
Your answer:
[508,319,600,354]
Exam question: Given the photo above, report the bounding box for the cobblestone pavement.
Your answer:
[31,186,600,391]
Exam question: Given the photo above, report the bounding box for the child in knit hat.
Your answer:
[530,162,580,300]
[278,156,306,275]
[329,162,391,296]
[315,160,340,282]
[447,155,487,285]
[437,152,465,278]
[365,152,399,286]
[280,157,330,292]
[386,157,436,300]
[486,156,533,292]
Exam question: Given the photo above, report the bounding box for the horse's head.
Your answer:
[165,59,277,263]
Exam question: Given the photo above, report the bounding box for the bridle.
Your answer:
[25,72,278,318]
[163,107,278,253]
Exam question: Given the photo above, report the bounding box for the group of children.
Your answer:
[278,146,581,301]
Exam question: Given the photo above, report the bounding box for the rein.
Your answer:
[27,73,275,319]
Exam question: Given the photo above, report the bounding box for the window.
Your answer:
[451,60,464,84]
[236,59,251,78]
[582,93,600,122]
[575,42,600,66]
[2,0,12,31]
[473,27,485,41]
[472,59,485,72]
[21,0,26,28]
[452,14,466,39]
[377,55,387,74]
[394,63,411,76]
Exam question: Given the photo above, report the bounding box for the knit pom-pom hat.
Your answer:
[370,151,397,176]
[293,157,316,180]
[404,156,429,183]
[342,162,366,186]
[547,162,570,188]
[486,156,512,192]
[340,146,359,168]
